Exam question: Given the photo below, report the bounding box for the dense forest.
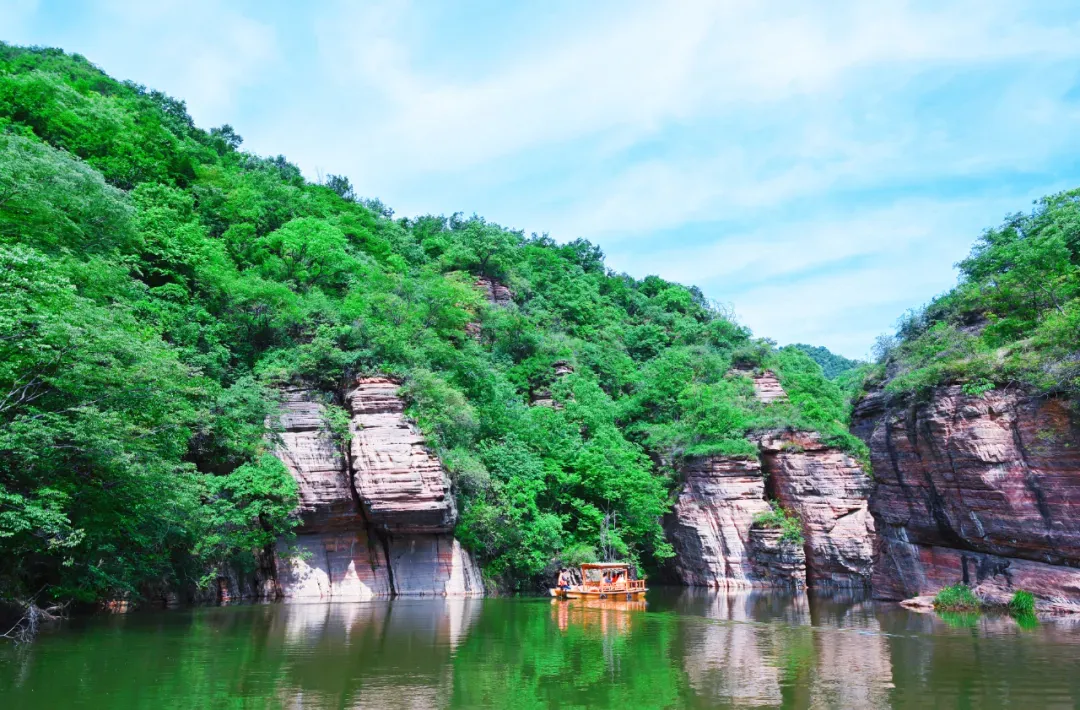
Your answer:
[0,43,864,606]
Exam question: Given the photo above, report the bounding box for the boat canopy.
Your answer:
[580,563,631,570]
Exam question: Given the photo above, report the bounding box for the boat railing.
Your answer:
[580,579,647,594]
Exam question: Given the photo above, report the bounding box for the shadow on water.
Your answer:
[2,588,1080,708]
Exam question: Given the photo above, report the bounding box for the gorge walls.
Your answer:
[666,371,874,590]
[272,381,482,600]
[759,432,875,587]
[853,385,1080,610]
[667,456,785,587]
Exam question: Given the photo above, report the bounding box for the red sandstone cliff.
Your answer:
[271,381,482,600]
[348,378,457,533]
[667,371,874,589]
[666,456,786,587]
[759,431,875,587]
[853,385,1080,611]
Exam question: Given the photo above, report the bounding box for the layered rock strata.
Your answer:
[474,276,513,307]
[854,385,1080,610]
[667,456,777,587]
[272,382,482,599]
[751,370,788,405]
[760,432,875,587]
[668,370,873,588]
[730,368,788,404]
[348,377,456,533]
[747,527,807,587]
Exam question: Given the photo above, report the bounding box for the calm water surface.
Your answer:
[2,589,1079,709]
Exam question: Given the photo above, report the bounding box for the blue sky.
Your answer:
[4,0,1080,358]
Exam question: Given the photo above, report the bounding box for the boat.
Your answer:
[549,562,648,601]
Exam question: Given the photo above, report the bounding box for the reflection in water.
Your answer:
[3,590,1080,708]
[551,598,647,634]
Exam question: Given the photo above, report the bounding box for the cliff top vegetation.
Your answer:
[867,189,1080,403]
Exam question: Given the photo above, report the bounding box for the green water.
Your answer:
[2,589,1079,709]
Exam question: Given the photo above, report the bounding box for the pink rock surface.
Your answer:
[275,531,393,600]
[275,388,362,531]
[747,527,806,587]
[270,383,482,598]
[348,378,457,534]
[751,370,788,405]
[474,276,513,307]
[854,385,1080,608]
[387,535,484,596]
[760,431,875,587]
[667,456,774,587]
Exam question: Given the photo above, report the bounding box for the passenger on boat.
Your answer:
[556,568,571,591]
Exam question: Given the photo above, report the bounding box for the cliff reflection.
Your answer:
[274,598,480,709]
[672,588,892,708]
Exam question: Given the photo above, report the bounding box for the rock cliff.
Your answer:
[348,377,457,533]
[667,377,873,589]
[271,382,482,600]
[854,385,1080,610]
[760,432,875,587]
[667,456,775,587]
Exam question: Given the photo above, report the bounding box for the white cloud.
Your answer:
[299,0,1080,181]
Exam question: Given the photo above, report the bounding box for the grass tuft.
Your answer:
[1008,589,1035,615]
[933,583,981,612]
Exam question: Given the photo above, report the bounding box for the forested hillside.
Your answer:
[868,190,1080,401]
[0,44,860,604]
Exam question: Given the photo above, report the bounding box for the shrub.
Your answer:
[752,502,804,544]
[933,583,981,611]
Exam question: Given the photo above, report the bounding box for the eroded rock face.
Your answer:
[276,388,363,530]
[270,382,482,599]
[747,528,806,587]
[760,432,875,587]
[475,276,513,307]
[854,385,1080,609]
[276,531,392,600]
[730,368,788,405]
[387,535,484,596]
[667,456,774,587]
[347,378,457,534]
[751,370,788,405]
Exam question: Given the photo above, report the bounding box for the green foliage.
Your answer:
[0,42,873,599]
[961,378,995,397]
[876,189,1080,401]
[933,584,982,612]
[790,344,862,379]
[752,502,804,544]
[1009,589,1036,616]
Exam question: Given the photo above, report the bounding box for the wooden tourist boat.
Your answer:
[549,562,647,601]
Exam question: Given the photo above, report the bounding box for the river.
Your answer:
[2,589,1078,708]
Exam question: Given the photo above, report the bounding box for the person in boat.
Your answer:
[556,568,571,591]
